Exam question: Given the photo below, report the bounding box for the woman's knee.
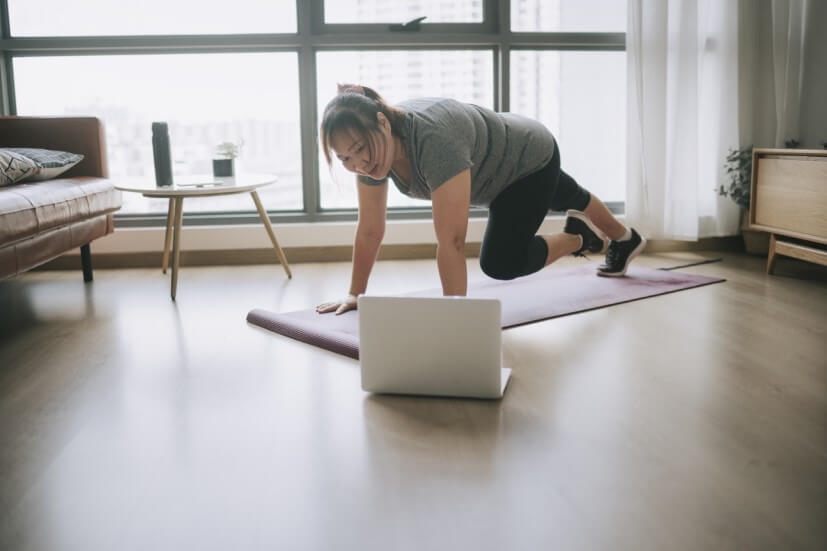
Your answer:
[480,236,548,280]
[479,254,521,280]
[550,170,591,212]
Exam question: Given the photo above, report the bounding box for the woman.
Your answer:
[316,84,645,315]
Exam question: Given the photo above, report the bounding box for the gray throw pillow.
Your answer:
[4,148,85,182]
[0,149,39,186]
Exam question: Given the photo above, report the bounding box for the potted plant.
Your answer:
[212,140,243,177]
[719,145,770,255]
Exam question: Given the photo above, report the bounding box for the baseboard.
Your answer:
[641,236,744,253]
[34,238,742,270]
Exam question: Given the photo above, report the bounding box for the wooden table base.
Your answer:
[162,193,292,300]
[250,190,292,279]
[161,199,175,274]
[170,197,184,300]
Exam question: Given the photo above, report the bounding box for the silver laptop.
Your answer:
[358,295,512,399]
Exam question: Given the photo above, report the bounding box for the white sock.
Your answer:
[616,227,632,242]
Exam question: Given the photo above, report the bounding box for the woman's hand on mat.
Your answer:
[316,294,358,315]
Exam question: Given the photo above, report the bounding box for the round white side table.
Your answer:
[116,174,292,300]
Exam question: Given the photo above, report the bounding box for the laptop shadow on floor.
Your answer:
[362,392,505,428]
[361,393,505,465]
[360,392,551,478]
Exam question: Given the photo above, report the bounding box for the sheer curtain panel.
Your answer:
[626,0,741,240]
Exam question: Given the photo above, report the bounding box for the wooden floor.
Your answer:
[0,251,825,551]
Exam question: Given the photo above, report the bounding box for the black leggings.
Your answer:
[479,141,591,280]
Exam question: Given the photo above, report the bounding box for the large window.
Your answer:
[13,53,302,214]
[511,50,626,202]
[511,0,626,32]
[324,1,483,24]
[1,1,625,224]
[316,50,494,209]
[7,0,297,36]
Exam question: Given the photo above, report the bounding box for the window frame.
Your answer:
[0,0,626,229]
[311,0,497,34]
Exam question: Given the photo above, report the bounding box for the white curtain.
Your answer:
[626,0,742,239]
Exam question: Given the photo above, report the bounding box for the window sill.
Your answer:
[83,214,591,255]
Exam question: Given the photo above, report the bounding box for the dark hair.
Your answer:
[319,85,407,167]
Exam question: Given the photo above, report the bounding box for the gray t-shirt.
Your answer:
[360,97,556,207]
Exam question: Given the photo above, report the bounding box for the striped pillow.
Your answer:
[5,148,85,182]
[0,149,39,186]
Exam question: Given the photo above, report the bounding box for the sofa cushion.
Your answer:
[0,177,122,246]
[3,147,85,182]
[0,150,39,186]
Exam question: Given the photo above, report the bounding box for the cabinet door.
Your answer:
[753,154,827,243]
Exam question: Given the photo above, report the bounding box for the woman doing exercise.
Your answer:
[316,84,645,315]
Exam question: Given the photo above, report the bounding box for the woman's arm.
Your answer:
[431,169,471,296]
[349,180,388,296]
[316,179,387,315]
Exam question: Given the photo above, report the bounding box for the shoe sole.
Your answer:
[596,235,647,277]
[565,210,609,253]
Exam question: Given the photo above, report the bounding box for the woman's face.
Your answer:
[329,112,394,180]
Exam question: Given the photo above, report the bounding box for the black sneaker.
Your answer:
[597,229,646,277]
[564,210,608,257]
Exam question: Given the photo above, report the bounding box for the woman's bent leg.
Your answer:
[548,143,646,275]
[583,194,627,241]
[480,162,558,280]
[541,233,582,266]
[552,167,628,242]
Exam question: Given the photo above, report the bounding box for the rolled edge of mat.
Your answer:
[246,308,360,360]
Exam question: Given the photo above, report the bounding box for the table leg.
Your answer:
[250,191,292,279]
[162,198,174,274]
[170,197,184,300]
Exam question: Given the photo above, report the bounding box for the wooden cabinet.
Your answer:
[749,149,827,273]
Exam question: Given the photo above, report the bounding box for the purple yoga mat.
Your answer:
[246,264,725,359]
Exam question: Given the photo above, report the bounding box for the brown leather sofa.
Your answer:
[0,117,122,281]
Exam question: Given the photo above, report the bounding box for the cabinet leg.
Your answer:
[767,233,778,274]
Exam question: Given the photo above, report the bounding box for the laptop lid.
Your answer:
[358,296,510,399]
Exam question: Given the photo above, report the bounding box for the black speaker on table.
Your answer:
[152,122,174,187]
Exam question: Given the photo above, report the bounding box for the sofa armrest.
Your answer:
[0,116,108,178]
